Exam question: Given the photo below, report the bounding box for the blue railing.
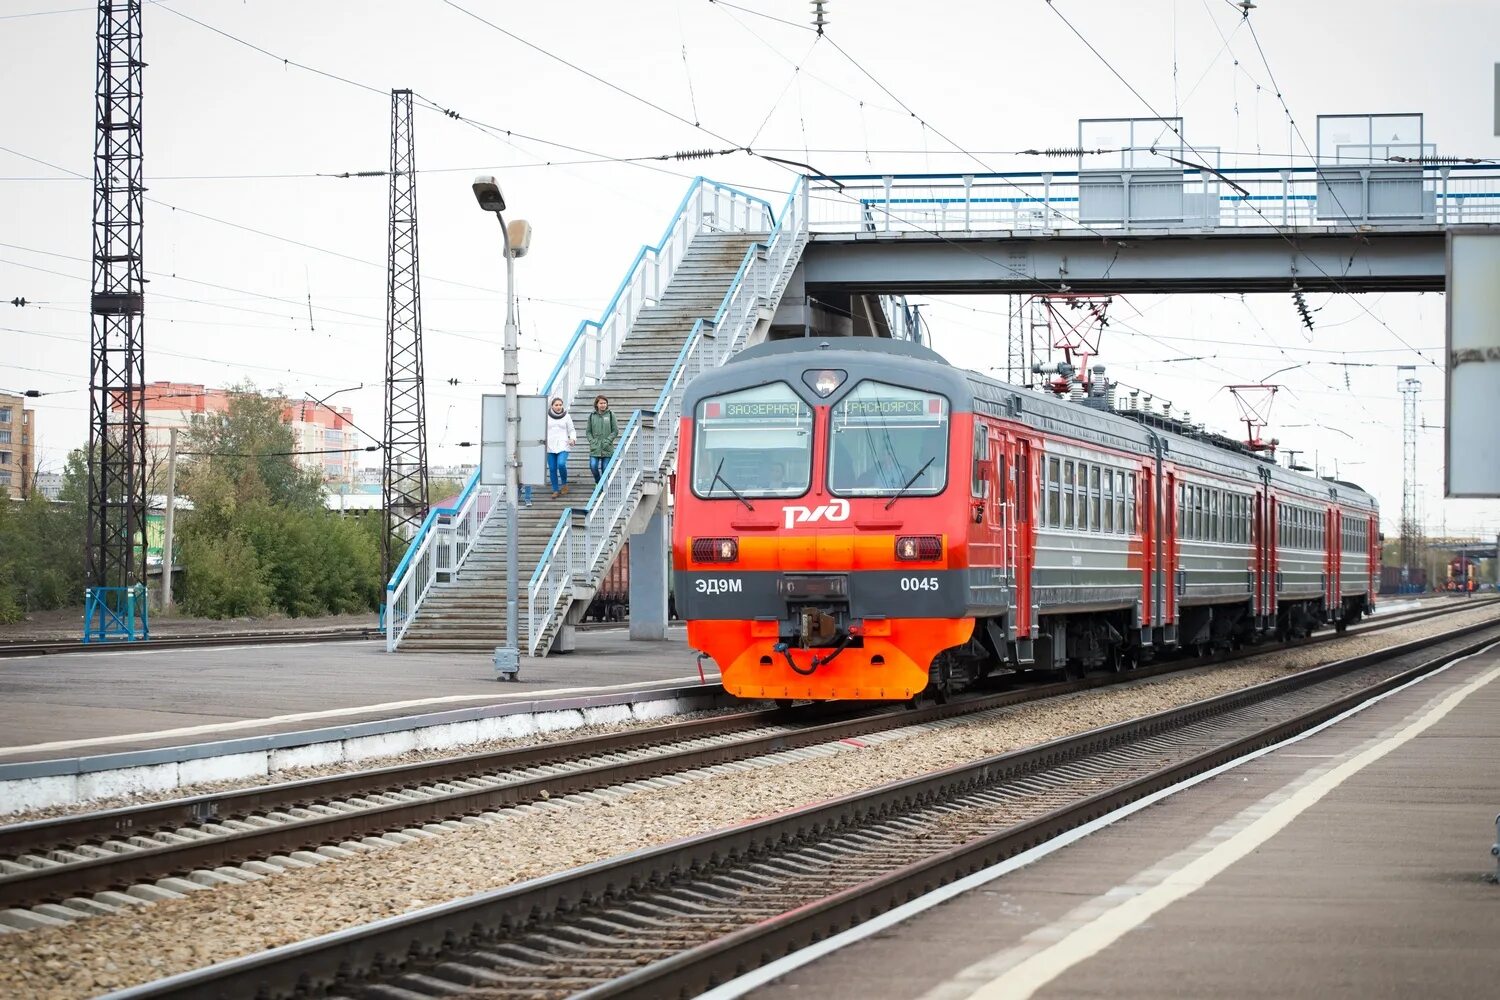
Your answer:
[385,468,481,593]
[809,163,1500,232]
[541,177,776,406]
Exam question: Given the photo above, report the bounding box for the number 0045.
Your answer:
[900,576,939,592]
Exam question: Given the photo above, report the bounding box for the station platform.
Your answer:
[749,642,1500,1000]
[0,626,722,810]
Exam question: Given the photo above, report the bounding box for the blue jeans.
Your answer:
[589,456,607,482]
[547,451,569,493]
[519,484,532,505]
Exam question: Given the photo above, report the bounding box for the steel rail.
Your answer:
[1,598,1490,911]
[98,619,1500,1000]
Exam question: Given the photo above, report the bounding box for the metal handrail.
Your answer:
[524,176,809,654]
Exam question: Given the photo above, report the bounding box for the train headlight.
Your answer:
[896,535,942,561]
[692,537,739,562]
[802,368,847,398]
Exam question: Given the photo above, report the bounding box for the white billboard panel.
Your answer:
[480,394,546,488]
[1446,232,1500,497]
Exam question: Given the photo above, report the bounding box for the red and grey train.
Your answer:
[672,338,1379,702]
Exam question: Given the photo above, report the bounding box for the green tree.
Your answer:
[182,383,324,512]
[0,449,88,622]
[174,383,382,619]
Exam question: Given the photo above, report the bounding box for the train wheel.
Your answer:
[928,661,954,704]
[775,699,795,709]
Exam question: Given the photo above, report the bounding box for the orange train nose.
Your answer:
[689,618,975,702]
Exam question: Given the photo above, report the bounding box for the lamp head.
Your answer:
[507,219,532,258]
[471,175,506,213]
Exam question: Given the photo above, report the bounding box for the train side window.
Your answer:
[1089,465,1101,532]
[1047,457,1060,528]
[1210,490,1220,542]
[1103,472,1115,533]
[1064,460,1076,530]
[1116,471,1126,535]
[1126,473,1136,533]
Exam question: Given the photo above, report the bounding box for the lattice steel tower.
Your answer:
[86,0,148,613]
[382,89,429,582]
[1397,366,1422,579]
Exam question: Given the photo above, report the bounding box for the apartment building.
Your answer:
[0,392,36,498]
[122,382,361,491]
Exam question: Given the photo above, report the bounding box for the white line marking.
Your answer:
[0,675,715,756]
[698,643,1500,1000]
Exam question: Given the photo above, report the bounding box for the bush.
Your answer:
[178,532,271,618]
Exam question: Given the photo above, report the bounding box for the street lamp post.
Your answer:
[472,176,531,678]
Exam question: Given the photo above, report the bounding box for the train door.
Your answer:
[1164,468,1179,631]
[1253,489,1267,626]
[1327,506,1341,619]
[1267,494,1279,620]
[1140,461,1155,637]
[1011,438,1035,650]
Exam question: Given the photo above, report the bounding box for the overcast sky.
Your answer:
[3,0,1497,536]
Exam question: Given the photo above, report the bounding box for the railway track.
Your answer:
[0,599,1490,926]
[100,619,1500,1000]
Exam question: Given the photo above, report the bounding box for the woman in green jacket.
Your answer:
[586,395,619,484]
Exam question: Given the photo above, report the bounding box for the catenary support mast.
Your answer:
[382,88,429,584]
[86,0,148,634]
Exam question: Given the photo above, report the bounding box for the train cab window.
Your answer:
[1063,461,1076,529]
[692,382,812,499]
[827,380,949,498]
[1047,457,1060,527]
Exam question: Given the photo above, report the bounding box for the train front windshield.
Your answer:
[828,381,949,497]
[692,382,813,498]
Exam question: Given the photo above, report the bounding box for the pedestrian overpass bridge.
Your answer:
[384,160,1500,658]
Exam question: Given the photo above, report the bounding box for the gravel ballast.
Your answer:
[2,606,1497,998]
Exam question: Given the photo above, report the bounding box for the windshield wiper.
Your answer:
[711,457,753,511]
[884,456,936,510]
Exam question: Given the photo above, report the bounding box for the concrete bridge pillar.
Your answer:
[628,494,670,640]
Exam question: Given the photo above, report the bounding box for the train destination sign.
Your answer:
[704,400,805,419]
[842,397,940,417]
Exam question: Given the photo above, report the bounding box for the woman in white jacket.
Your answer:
[545,396,577,497]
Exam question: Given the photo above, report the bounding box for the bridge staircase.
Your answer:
[387,177,811,654]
